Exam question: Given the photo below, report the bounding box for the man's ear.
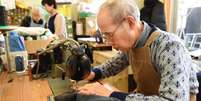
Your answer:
[125,16,136,29]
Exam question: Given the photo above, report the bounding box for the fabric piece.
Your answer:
[110,91,128,101]
[9,31,25,52]
[55,93,121,101]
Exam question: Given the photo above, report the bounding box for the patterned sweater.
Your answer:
[92,22,199,101]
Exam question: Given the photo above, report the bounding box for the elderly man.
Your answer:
[21,7,46,28]
[78,0,199,101]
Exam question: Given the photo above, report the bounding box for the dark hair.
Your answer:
[144,0,159,7]
[41,0,57,9]
[21,16,31,27]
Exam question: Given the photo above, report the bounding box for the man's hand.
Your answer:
[78,82,119,97]
[83,71,95,81]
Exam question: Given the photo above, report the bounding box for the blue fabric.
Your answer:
[15,56,24,71]
[110,91,128,101]
[9,31,25,52]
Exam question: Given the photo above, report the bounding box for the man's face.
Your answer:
[32,11,41,22]
[97,8,137,52]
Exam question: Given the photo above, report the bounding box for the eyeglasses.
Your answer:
[101,19,125,41]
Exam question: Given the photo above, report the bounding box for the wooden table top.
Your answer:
[0,72,53,101]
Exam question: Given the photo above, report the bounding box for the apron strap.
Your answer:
[145,30,160,47]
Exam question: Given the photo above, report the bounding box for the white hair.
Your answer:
[31,6,42,16]
[99,0,140,24]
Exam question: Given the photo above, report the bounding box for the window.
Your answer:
[177,0,201,50]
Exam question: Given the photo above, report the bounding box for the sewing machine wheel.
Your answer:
[65,47,91,81]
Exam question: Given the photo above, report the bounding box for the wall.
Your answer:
[16,0,42,7]
[136,0,144,9]
[0,0,15,10]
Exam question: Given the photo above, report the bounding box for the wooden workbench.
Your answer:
[0,72,52,101]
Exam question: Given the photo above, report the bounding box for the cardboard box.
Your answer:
[24,39,52,54]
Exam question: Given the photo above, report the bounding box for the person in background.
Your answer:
[21,7,46,28]
[78,0,199,101]
[41,0,67,39]
[140,0,166,31]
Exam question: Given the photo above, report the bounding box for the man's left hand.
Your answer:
[78,82,119,97]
